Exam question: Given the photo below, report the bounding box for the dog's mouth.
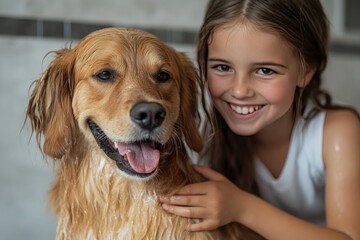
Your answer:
[87,119,161,178]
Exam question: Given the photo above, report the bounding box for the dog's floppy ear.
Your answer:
[177,53,204,153]
[26,48,76,159]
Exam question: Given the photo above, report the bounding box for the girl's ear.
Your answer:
[297,65,317,88]
[177,52,204,153]
[26,48,77,159]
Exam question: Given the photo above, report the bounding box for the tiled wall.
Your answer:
[1,0,359,53]
[0,1,359,240]
[0,16,198,44]
[0,0,207,30]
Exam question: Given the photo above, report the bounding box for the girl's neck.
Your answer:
[249,108,297,179]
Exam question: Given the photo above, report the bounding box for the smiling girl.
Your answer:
[159,0,360,239]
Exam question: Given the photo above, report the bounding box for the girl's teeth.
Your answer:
[231,104,262,115]
[236,106,242,114]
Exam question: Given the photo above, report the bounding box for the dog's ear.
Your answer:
[26,48,76,159]
[177,53,204,153]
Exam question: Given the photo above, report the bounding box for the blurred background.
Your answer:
[0,0,359,239]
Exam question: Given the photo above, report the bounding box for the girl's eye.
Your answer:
[94,70,115,82]
[214,65,232,72]
[257,68,274,75]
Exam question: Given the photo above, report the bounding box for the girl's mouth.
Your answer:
[229,103,264,115]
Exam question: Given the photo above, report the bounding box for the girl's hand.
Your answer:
[159,165,244,231]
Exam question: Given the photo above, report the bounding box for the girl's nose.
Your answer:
[230,75,254,99]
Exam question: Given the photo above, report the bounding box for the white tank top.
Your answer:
[254,111,326,226]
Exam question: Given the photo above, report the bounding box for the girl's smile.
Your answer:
[207,20,311,137]
[229,103,265,120]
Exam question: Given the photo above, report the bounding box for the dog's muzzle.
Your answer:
[87,102,166,178]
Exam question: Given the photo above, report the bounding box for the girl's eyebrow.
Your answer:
[208,58,287,69]
[252,62,288,69]
[208,58,231,64]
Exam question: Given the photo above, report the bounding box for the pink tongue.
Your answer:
[116,141,160,173]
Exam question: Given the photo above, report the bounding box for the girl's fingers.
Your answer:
[162,166,228,196]
[192,164,227,181]
[186,220,218,232]
[162,204,206,219]
[159,194,203,207]
[175,182,209,195]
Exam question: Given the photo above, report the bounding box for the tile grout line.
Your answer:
[0,16,360,55]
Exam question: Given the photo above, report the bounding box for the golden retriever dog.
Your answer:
[26,28,262,239]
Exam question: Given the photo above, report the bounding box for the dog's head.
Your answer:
[27,28,203,179]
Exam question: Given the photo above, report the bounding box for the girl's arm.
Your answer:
[159,110,360,240]
[322,110,360,239]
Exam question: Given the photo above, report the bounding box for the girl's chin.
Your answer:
[230,128,257,137]
[226,121,260,136]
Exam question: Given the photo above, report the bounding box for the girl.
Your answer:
[159,0,360,239]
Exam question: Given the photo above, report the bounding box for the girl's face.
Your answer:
[207,21,310,137]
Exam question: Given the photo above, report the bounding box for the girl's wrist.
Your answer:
[234,189,259,226]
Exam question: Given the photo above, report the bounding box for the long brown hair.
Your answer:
[197,0,358,193]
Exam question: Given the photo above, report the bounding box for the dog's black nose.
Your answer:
[130,102,166,130]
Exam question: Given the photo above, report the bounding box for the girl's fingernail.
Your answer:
[159,196,167,202]
[162,204,169,210]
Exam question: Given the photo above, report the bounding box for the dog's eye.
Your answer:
[156,71,171,82]
[94,70,115,82]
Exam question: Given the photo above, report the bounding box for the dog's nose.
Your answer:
[130,102,166,131]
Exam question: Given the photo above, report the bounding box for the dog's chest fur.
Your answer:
[51,149,227,240]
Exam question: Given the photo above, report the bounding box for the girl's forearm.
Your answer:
[238,193,353,240]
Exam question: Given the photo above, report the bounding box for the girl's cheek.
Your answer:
[264,82,296,106]
[207,74,223,98]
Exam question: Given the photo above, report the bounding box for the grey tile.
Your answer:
[345,1,360,30]
[43,20,64,38]
[70,22,112,39]
[330,41,360,56]
[0,17,37,36]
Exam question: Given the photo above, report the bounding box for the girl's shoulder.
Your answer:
[324,109,359,134]
[323,108,360,167]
